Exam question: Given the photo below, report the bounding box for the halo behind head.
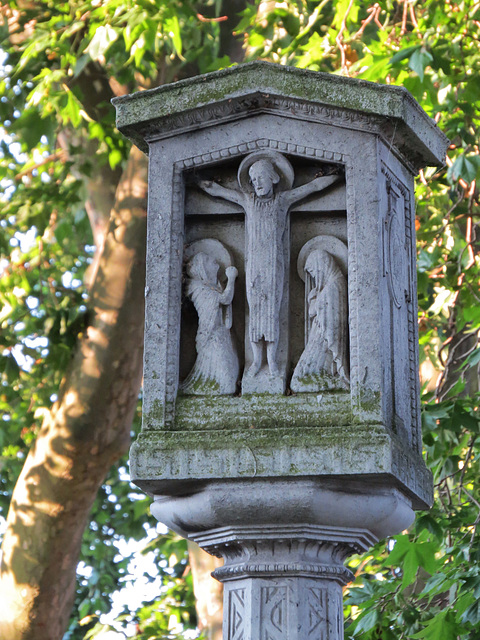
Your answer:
[238,150,294,193]
[185,238,233,274]
[297,235,348,281]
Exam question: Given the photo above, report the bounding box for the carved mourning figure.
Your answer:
[196,150,339,378]
[181,241,239,395]
[291,242,349,392]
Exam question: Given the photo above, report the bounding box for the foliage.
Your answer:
[1,0,480,639]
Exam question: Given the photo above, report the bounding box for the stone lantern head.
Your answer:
[113,62,448,640]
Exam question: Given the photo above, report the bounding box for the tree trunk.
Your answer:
[436,220,480,400]
[188,541,224,640]
[0,145,148,640]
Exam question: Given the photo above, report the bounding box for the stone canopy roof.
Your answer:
[113,61,448,171]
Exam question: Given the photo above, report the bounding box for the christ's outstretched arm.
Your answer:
[284,174,341,206]
[197,179,244,207]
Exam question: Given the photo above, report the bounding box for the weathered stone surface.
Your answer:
[190,524,377,640]
[112,61,448,169]
[113,62,448,640]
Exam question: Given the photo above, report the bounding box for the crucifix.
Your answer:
[195,149,340,392]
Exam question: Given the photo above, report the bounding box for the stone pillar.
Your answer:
[113,62,449,640]
[193,526,374,640]
[150,478,414,640]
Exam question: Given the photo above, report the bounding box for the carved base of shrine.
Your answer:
[191,525,376,640]
[150,479,414,640]
[241,367,286,395]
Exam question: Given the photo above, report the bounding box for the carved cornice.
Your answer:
[176,137,347,171]
[114,61,449,169]
[137,92,425,174]
[191,524,372,585]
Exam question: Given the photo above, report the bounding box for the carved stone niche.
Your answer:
[113,62,448,640]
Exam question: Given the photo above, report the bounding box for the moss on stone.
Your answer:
[178,375,220,395]
[358,389,382,413]
[172,392,353,431]
[133,422,388,453]
[113,61,448,166]
[143,398,164,430]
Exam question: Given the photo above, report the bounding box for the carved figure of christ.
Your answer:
[197,155,339,377]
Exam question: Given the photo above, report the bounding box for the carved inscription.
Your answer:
[260,585,288,640]
[228,588,246,640]
[307,587,327,639]
[383,182,408,309]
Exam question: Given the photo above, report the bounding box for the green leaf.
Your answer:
[165,15,182,57]
[462,348,480,369]
[108,148,123,170]
[421,571,449,595]
[86,25,119,61]
[461,599,480,625]
[408,47,433,81]
[384,536,439,589]
[73,54,90,78]
[354,609,379,635]
[447,154,480,184]
[390,45,421,65]
[411,611,461,639]
[282,11,300,37]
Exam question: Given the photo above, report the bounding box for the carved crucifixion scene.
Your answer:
[180,148,348,396]
[116,63,445,640]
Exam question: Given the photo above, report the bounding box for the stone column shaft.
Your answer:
[192,525,377,640]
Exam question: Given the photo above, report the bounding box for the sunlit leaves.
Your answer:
[412,611,461,640]
[407,47,433,82]
[86,25,119,61]
[2,1,480,639]
[383,534,440,590]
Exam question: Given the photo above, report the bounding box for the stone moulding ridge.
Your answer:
[191,523,378,548]
[191,523,378,584]
[212,563,355,583]
[118,93,442,174]
[130,424,434,509]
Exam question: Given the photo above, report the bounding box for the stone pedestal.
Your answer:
[150,478,413,640]
[113,62,448,640]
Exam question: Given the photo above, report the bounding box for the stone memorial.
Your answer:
[113,62,448,640]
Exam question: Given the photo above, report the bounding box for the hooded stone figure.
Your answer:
[181,251,239,395]
[291,248,349,392]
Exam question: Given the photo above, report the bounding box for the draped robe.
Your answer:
[244,193,288,344]
[291,250,349,392]
[181,254,238,395]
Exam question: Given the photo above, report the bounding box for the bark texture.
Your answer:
[0,145,148,640]
[436,220,480,400]
[188,541,224,640]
